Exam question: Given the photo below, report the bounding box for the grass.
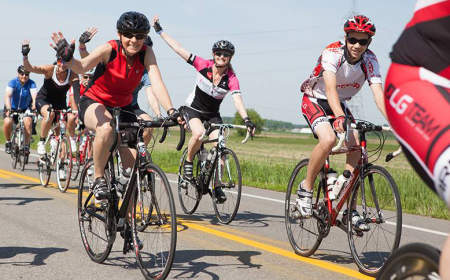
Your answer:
[1,120,448,219]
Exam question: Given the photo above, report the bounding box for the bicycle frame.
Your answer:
[316,128,372,228]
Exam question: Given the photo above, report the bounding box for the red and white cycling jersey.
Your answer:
[185,55,241,113]
[301,41,382,100]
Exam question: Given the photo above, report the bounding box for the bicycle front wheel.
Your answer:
[285,159,323,257]
[377,243,440,280]
[348,165,402,276]
[56,135,72,192]
[177,148,201,215]
[11,131,19,169]
[77,159,115,263]
[211,148,242,224]
[132,163,177,280]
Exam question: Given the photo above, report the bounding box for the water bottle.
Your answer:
[60,120,66,135]
[117,167,131,196]
[329,170,351,200]
[326,168,338,190]
[50,138,58,155]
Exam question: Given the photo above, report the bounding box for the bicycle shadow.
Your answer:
[0,246,68,266]
[0,196,52,206]
[171,249,262,279]
[0,183,41,190]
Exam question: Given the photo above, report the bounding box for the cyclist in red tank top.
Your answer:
[51,11,180,201]
[384,1,450,277]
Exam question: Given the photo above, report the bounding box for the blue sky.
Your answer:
[0,0,417,124]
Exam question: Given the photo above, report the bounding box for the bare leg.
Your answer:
[23,117,32,145]
[440,236,450,279]
[186,118,205,162]
[39,105,55,139]
[3,117,13,141]
[138,112,153,146]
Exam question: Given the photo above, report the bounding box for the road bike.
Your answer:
[178,121,250,224]
[285,119,402,276]
[69,121,94,182]
[77,108,185,280]
[377,242,441,280]
[9,110,33,171]
[37,107,72,190]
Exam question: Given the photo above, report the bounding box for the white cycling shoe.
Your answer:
[70,137,77,153]
[295,181,313,218]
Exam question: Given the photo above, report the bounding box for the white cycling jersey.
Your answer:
[301,41,382,100]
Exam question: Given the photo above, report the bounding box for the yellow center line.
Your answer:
[0,168,373,280]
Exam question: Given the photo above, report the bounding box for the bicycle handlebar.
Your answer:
[204,123,251,144]
[385,147,402,162]
[118,119,186,151]
[44,106,71,122]
[331,122,391,153]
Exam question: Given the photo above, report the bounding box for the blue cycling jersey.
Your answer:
[7,77,36,110]
[131,70,151,106]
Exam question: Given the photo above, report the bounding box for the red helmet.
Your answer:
[344,15,376,37]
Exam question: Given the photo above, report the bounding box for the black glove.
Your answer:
[244,117,256,130]
[22,44,30,56]
[56,39,75,62]
[154,21,163,34]
[167,108,180,122]
[79,31,92,44]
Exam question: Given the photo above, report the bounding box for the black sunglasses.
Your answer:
[83,75,92,79]
[19,72,30,76]
[121,32,147,40]
[215,51,231,58]
[347,37,370,46]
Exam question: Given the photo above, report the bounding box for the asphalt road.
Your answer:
[0,149,448,280]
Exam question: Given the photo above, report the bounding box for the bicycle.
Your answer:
[9,109,32,171]
[77,108,185,280]
[178,121,251,224]
[285,119,402,276]
[37,106,73,191]
[69,121,94,182]
[377,243,441,280]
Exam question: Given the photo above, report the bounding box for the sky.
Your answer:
[0,0,417,125]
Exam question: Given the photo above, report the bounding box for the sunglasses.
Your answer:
[83,75,92,79]
[215,51,232,58]
[121,32,147,40]
[347,37,370,46]
[19,72,30,77]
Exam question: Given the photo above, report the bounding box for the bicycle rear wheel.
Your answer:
[19,128,27,171]
[177,148,201,215]
[132,163,177,280]
[56,135,72,192]
[77,159,115,263]
[377,243,440,280]
[348,165,402,276]
[38,155,52,187]
[285,159,324,257]
[11,131,19,169]
[211,148,242,224]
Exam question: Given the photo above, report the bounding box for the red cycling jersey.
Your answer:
[84,40,147,107]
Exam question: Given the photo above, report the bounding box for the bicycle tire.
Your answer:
[11,130,19,169]
[132,163,177,280]
[211,148,242,224]
[19,127,27,171]
[177,148,201,215]
[348,165,402,276]
[377,243,440,280]
[136,165,155,232]
[285,158,323,257]
[56,135,72,192]
[77,159,115,263]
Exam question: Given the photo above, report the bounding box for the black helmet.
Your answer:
[117,11,150,34]
[17,65,29,74]
[212,40,235,56]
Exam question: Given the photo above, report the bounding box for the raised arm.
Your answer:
[21,40,53,75]
[51,32,110,74]
[78,27,98,58]
[151,16,191,61]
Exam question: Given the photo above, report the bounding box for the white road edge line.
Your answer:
[1,148,448,237]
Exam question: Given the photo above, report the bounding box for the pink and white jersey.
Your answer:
[301,41,382,100]
[186,54,241,113]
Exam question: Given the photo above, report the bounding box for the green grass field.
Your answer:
[1,119,448,219]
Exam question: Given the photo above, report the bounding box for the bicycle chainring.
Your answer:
[316,202,331,237]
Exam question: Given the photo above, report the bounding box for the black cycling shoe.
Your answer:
[5,142,11,154]
[93,177,110,201]
[214,187,227,204]
[183,161,193,180]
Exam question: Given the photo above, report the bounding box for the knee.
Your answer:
[96,123,114,142]
[191,128,205,142]
[319,134,336,150]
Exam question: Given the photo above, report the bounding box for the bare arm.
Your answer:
[23,57,53,76]
[145,47,174,112]
[370,83,387,120]
[144,86,162,117]
[152,16,191,61]
[5,87,12,110]
[30,88,37,110]
[232,94,249,119]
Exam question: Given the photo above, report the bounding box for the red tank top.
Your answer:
[84,40,147,107]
